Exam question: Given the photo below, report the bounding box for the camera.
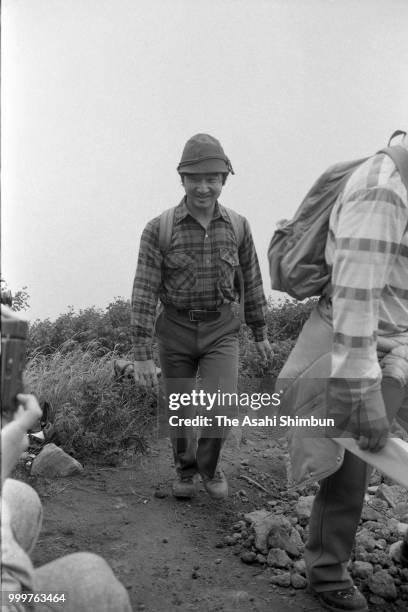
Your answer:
[1,303,28,421]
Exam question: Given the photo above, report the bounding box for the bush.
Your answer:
[239,296,316,385]
[265,296,317,342]
[24,346,156,460]
[27,298,133,356]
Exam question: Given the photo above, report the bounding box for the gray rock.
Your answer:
[389,541,405,563]
[270,572,291,587]
[266,548,291,569]
[361,497,389,522]
[368,569,398,600]
[361,505,384,522]
[363,523,391,540]
[267,520,304,558]
[352,561,373,580]
[31,443,83,477]
[396,522,408,537]
[375,484,408,508]
[290,573,307,589]
[244,511,292,554]
[366,550,391,567]
[374,538,387,550]
[244,510,271,543]
[294,495,314,525]
[354,546,370,562]
[293,559,306,575]
[390,502,408,522]
[240,551,257,564]
[355,528,377,552]
[386,518,400,534]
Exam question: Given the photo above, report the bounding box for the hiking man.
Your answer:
[276,133,408,612]
[131,133,271,500]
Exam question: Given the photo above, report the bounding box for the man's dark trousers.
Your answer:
[305,377,408,591]
[155,303,241,480]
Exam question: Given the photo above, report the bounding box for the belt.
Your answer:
[164,304,226,322]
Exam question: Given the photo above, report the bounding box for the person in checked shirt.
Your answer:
[294,134,408,612]
[131,134,271,500]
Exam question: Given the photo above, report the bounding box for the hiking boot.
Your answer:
[202,469,228,500]
[172,475,196,499]
[310,585,368,612]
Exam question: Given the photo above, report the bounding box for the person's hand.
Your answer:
[353,410,390,453]
[351,388,390,453]
[133,359,158,389]
[329,381,389,453]
[1,393,42,484]
[254,339,273,362]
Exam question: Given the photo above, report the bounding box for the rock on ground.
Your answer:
[31,443,83,477]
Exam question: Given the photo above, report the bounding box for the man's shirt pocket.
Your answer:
[219,247,240,289]
[164,251,196,290]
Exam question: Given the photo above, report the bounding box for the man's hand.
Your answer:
[133,359,158,389]
[351,390,390,453]
[254,338,273,362]
[1,393,42,484]
[354,412,390,453]
[329,381,390,453]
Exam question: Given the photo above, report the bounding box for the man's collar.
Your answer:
[174,197,229,224]
[174,197,189,223]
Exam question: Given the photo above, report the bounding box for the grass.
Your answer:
[24,345,156,461]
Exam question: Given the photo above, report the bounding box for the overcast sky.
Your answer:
[2,0,408,321]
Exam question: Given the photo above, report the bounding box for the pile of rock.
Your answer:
[225,481,408,607]
[352,482,408,606]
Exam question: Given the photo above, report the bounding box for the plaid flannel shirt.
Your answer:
[325,146,408,431]
[131,199,267,360]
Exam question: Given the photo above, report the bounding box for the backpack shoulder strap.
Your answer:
[158,206,176,255]
[222,206,246,321]
[223,206,245,248]
[378,145,408,193]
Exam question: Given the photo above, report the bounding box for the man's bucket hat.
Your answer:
[177,133,234,175]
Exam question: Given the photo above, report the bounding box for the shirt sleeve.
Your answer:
[329,183,408,424]
[239,217,268,341]
[130,218,162,360]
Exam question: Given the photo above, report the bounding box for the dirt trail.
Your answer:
[30,430,321,611]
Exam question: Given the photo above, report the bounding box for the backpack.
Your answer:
[158,204,246,317]
[268,133,408,301]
